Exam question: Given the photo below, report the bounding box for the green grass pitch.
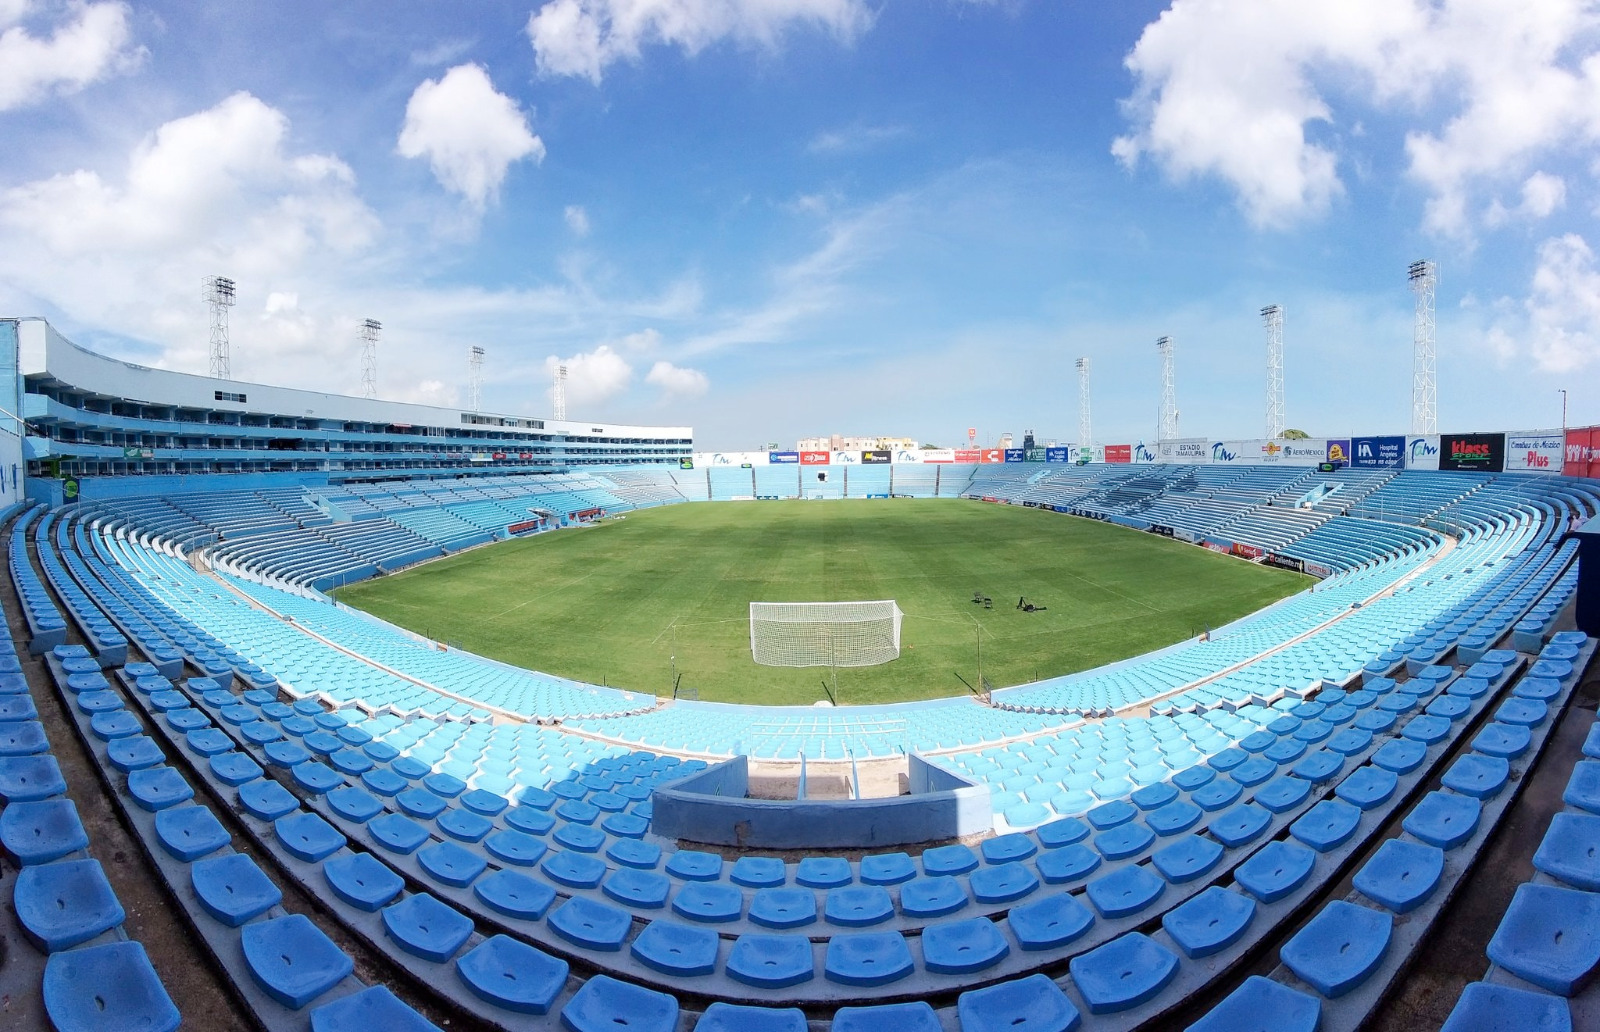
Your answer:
[333,499,1312,707]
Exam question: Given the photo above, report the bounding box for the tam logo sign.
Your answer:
[1133,442,1156,463]
[1210,442,1238,462]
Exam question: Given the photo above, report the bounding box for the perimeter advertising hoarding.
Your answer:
[954,449,981,462]
[832,451,859,465]
[893,449,923,463]
[1278,439,1329,465]
[702,451,770,466]
[1439,432,1505,473]
[1104,444,1131,463]
[1003,448,1026,462]
[980,448,1004,463]
[1258,440,1288,463]
[1159,439,1208,464]
[800,451,830,465]
[1351,436,1405,469]
[1132,442,1158,463]
[1025,447,1047,461]
[862,450,891,464]
[768,451,799,464]
[1406,436,1440,470]
[1566,428,1597,477]
[920,448,956,463]
[1504,430,1564,474]
[1209,441,1250,464]
[1046,447,1071,462]
[1325,439,1353,466]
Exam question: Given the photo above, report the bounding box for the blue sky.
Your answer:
[1,0,1598,449]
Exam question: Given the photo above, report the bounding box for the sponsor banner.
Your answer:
[866,493,891,498]
[954,449,981,463]
[1304,561,1333,578]
[1231,542,1264,560]
[1565,427,1597,477]
[1104,444,1132,463]
[1024,447,1046,461]
[800,450,830,465]
[1406,436,1440,470]
[980,448,1004,463]
[1045,447,1071,463]
[1202,542,1229,554]
[1132,442,1158,463]
[920,448,956,463]
[832,450,859,465]
[704,451,769,466]
[892,449,924,463]
[1159,439,1209,464]
[1258,440,1288,463]
[1276,439,1328,465]
[1439,432,1505,473]
[862,449,891,464]
[769,451,800,464]
[679,458,694,469]
[1209,441,1250,464]
[492,452,506,460]
[1078,445,1105,464]
[1505,429,1564,473]
[1325,439,1352,466]
[1351,436,1405,469]
[1003,448,1026,462]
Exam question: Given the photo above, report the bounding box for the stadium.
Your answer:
[1,308,1599,1032]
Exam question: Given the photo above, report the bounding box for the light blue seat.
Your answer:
[726,933,814,988]
[473,868,555,921]
[694,1002,806,1032]
[42,941,181,1032]
[630,919,720,976]
[956,973,1080,1032]
[824,931,913,987]
[16,858,126,952]
[1279,900,1392,999]
[323,852,404,912]
[1186,975,1321,1032]
[560,975,678,1032]
[1084,864,1165,919]
[1486,883,1600,996]
[191,853,282,927]
[1439,981,1572,1032]
[922,916,1010,974]
[241,913,354,1009]
[1070,931,1178,1014]
[549,896,632,951]
[1353,839,1443,914]
[1235,840,1316,904]
[1403,792,1481,851]
[831,1001,941,1032]
[154,805,230,862]
[1162,886,1254,959]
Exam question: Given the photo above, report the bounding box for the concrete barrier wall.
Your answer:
[652,754,991,848]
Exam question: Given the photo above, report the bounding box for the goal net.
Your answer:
[749,600,904,668]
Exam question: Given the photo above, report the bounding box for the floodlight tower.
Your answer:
[1156,336,1179,442]
[553,364,568,421]
[359,319,380,400]
[467,346,484,412]
[1262,305,1285,439]
[1409,260,1438,435]
[1075,358,1092,447]
[203,276,236,379]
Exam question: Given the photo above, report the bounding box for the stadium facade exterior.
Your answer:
[1,318,691,504]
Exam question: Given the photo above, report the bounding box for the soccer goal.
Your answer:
[749,600,904,668]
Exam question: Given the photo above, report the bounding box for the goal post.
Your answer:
[749,600,904,668]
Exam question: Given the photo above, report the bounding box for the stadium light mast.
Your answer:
[467,345,484,412]
[1409,259,1438,435]
[553,364,568,421]
[1262,305,1285,439]
[1075,357,1092,447]
[359,319,380,400]
[1156,336,1179,442]
[203,276,236,379]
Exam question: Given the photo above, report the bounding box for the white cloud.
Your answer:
[1115,0,1600,233]
[0,1,142,112]
[397,63,544,211]
[645,359,709,396]
[546,344,633,409]
[1491,233,1600,372]
[1487,171,1568,225]
[527,0,871,83]
[807,123,908,154]
[564,203,590,236]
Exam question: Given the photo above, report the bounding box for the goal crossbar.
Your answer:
[749,600,903,668]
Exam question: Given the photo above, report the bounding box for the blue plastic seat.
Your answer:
[922,843,979,876]
[1372,738,1427,774]
[1235,840,1316,904]
[673,881,743,923]
[310,986,438,1032]
[694,1002,806,1032]
[1070,931,1179,1014]
[126,766,194,813]
[275,812,346,863]
[1162,885,1254,959]
[455,934,567,1015]
[795,855,851,888]
[731,856,786,888]
[665,849,722,881]
[1564,761,1600,814]
[1146,799,1201,836]
[983,832,1039,864]
[1085,863,1165,919]
[549,896,632,951]
[1036,843,1101,884]
[108,735,164,773]
[1094,822,1155,861]
[368,813,430,854]
[1036,817,1091,848]
[154,805,230,862]
[1087,799,1137,829]
[824,930,913,987]
[727,933,815,988]
[974,861,1042,904]
[922,916,1010,974]
[1486,883,1600,995]
[1353,838,1443,914]
[1443,754,1510,800]
[1151,834,1223,884]
[601,867,670,909]
[1334,766,1397,811]
[91,711,141,740]
[605,837,659,868]
[241,913,354,1008]
[191,852,282,927]
[1,721,53,756]
[1326,728,1373,755]
[1187,975,1321,1032]
[437,808,493,843]
[1290,799,1362,853]
[238,778,298,821]
[417,840,487,887]
[1439,981,1573,1032]
[42,941,181,1032]
[473,868,556,921]
[560,974,678,1032]
[824,885,894,926]
[264,742,311,769]
[630,919,720,976]
[16,858,126,952]
[323,852,404,912]
[1279,900,1392,998]
[382,892,473,962]
[1209,803,1271,848]
[1403,792,1480,851]
[361,768,408,796]
[542,850,607,889]
[860,851,916,885]
[0,754,66,802]
[209,750,263,786]
[738,887,813,929]
[1534,813,1600,891]
[956,972,1081,1032]
[1190,779,1242,812]
[1253,775,1311,814]
[1008,890,1094,951]
[1473,723,1531,759]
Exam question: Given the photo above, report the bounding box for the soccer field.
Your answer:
[333,499,1312,707]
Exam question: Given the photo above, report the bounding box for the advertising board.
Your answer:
[1566,427,1597,477]
[1003,448,1025,462]
[954,449,980,463]
[862,450,890,464]
[980,448,1004,463]
[892,449,924,463]
[1504,430,1563,473]
[1209,441,1249,464]
[832,451,859,465]
[800,451,830,465]
[1132,442,1158,463]
[1104,444,1131,463]
[1350,436,1405,469]
[1278,439,1328,465]
[1405,436,1440,470]
[1324,439,1352,466]
[1045,447,1071,462]
[1439,432,1505,473]
[768,451,799,464]
[1160,439,1208,464]
[920,448,956,463]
